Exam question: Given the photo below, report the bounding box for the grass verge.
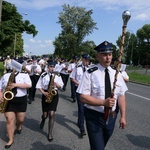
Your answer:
[0,62,4,77]
[128,72,150,85]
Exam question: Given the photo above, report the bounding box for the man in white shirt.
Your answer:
[70,54,90,137]
[28,56,42,104]
[77,41,128,149]
[68,56,78,102]
[4,55,11,73]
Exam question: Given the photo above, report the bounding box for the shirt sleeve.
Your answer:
[36,75,43,89]
[24,73,32,87]
[76,71,91,95]
[70,67,77,79]
[54,75,64,89]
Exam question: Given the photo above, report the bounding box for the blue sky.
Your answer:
[5,0,150,56]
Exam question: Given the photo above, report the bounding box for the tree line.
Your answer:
[0,2,149,66]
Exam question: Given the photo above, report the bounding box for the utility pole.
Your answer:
[14,33,16,58]
[0,0,2,25]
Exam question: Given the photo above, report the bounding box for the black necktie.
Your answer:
[105,68,111,99]
[12,72,19,96]
[104,68,111,121]
[47,74,52,90]
[83,66,86,72]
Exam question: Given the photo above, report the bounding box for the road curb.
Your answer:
[129,80,150,86]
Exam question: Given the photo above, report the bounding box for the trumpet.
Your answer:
[64,59,73,73]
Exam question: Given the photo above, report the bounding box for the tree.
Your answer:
[0,1,38,57]
[116,31,138,64]
[53,4,97,59]
[136,24,150,65]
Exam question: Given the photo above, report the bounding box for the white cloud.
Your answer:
[39,44,46,48]
[5,0,150,21]
[29,39,36,43]
[135,13,149,21]
[37,40,42,43]
[24,44,29,48]
[45,40,53,46]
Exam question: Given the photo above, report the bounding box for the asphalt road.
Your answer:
[0,81,150,150]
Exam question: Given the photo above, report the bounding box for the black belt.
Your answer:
[84,107,116,117]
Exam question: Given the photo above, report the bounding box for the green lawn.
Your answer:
[128,72,150,85]
[0,62,4,77]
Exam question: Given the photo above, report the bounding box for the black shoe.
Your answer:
[63,87,66,91]
[5,142,14,149]
[72,99,76,103]
[40,119,45,129]
[47,135,53,142]
[28,99,32,104]
[48,137,53,142]
[16,127,22,134]
[80,131,86,137]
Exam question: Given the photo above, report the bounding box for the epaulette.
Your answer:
[76,64,82,68]
[53,71,60,76]
[87,66,98,73]
[20,71,27,73]
[41,72,47,78]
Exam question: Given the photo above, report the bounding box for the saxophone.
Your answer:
[45,74,57,103]
[0,71,15,113]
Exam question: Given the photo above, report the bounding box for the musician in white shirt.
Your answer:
[0,67,31,149]
[36,61,63,142]
[28,57,42,104]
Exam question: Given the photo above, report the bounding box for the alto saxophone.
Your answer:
[0,71,15,113]
[45,74,57,103]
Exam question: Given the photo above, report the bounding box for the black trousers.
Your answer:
[60,73,69,89]
[70,79,76,99]
[28,75,40,100]
[84,107,117,150]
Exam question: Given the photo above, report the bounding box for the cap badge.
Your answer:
[104,41,108,45]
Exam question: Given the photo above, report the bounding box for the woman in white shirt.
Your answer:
[36,61,63,142]
[0,68,31,149]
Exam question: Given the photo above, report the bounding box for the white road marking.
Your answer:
[127,92,150,101]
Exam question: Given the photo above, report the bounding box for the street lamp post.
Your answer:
[0,0,2,25]
[128,30,134,65]
[13,33,16,58]
[130,37,134,65]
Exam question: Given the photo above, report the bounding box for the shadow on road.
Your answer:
[23,117,47,137]
[55,113,82,138]
[0,121,7,142]
[126,134,150,149]
[30,141,71,150]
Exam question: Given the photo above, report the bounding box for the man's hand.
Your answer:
[119,117,127,129]
[104,97,115,108]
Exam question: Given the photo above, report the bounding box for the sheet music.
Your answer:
[120,64,126,71]
[11,59,23,72]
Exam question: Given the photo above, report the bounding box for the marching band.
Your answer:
[0,52,128,149]
[0,55,91,148]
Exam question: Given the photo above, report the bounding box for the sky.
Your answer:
[4,0,150,56]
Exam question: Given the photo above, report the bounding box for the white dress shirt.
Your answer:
[36,72,64,90]
[30,63,41,76]
[70,64,88,85]
[68,62,76,72]
[0,72,32,97]
[77,64,128,113]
